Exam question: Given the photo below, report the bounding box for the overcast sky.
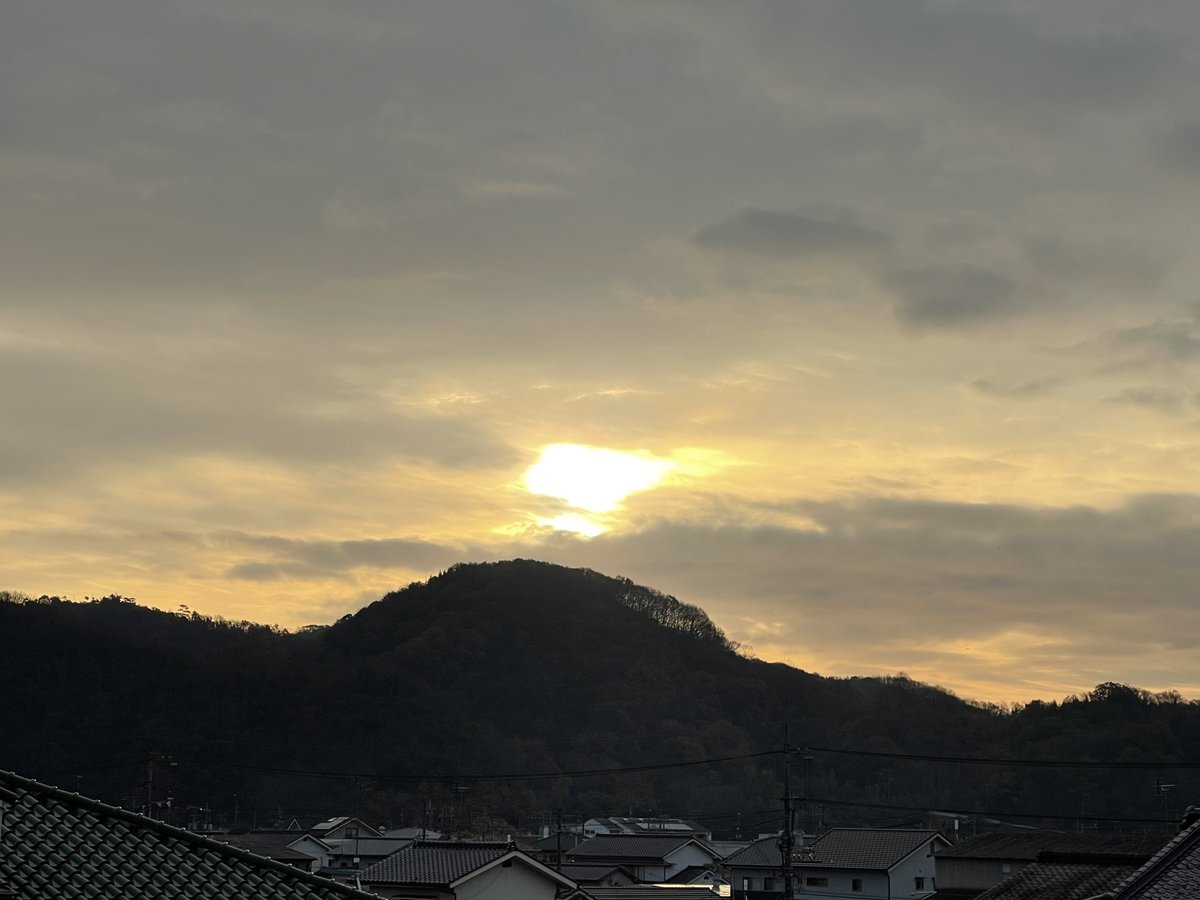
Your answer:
[6,1,1200,703]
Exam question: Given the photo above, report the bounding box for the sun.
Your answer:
[524,444,674,532]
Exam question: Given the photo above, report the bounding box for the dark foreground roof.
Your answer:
[0,771,378,900]
[974,861,1140,900]
[1107,810,1200,899]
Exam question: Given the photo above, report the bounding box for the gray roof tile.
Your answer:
[938,831,1168,861]
[358,840,512,886]
[974,861,1138,900]
[725,828,943,871]
[1110,812,1200,899]
[0,770,379,900]
[570,834,710,861]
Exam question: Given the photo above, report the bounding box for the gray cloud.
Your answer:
[1100,320,1200,371]
[969,377,1058,399]
[692,207,886,258]
[1102,386,1188,415]
[0,346,516,482]
[887,266,1021,328]
[1158,122,1200,174]
[502,492,1200,699]
[223,533,462,581]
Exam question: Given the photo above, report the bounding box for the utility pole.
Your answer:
[556,807,565,872]
[780,725,795,900]
[146,752,176,822]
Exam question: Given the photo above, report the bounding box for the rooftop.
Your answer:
[0,771,378,900]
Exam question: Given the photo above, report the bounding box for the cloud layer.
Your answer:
[5,1,1200,702]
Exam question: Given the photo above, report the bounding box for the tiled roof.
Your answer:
[723,834,781,868]
[1108,811,1200,899]
[214,832,318,863]
[725,828,942,871]
[530,832,586,852]
[359,840,551,887]
[561,863,634,882]
[570,834,707,861]
[806,828,943,870]
[974,861,1139,900]
[322,837,413,858]
[938,831,1168,861]
[0,771,379,900]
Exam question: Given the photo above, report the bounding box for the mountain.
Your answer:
[2,560,1198,836]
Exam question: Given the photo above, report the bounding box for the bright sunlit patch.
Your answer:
[525,444,674,513]
[539,512,606,537]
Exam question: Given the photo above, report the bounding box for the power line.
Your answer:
[807,745,1200,770]
[196,749,780,784]
[803,795,1172,826]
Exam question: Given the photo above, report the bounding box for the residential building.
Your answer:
[359,839,576,899]
[725,828,949,900]
[586,817,715,842]
[569,833,721,882]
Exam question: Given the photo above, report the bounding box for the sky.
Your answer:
[5,1,1200,704]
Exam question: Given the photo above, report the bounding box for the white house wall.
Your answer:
[455,861,564,900]
[794,867,889,900]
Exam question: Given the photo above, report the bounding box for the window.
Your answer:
[915,877,926,890]
[852,878,863,892]
[806,876,829,887]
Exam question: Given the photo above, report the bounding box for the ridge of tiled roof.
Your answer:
[358,840,514,886]
[724,828,943,871]
[570,834,709,860]
[0,770,380,900]
[1106,810,1200,899]
[805,828,944,870]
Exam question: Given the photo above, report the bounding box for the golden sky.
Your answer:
[5,2,1200,703]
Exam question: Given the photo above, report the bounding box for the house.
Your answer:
[0,769,379,900]
[586,817,715,842]
[560,863,639,887]
[310,816,385,841]
[319,836,415,877]
[725,828,949,900]
[934,831,1165,898]
[524,831,587,867]
[569,834,722,882]
[214,830,327,869]
[358,839,576,899]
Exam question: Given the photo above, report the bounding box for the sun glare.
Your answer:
[525,444,674,514]
[539,513,607,537]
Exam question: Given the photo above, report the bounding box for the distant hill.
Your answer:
[2,560,1198,836]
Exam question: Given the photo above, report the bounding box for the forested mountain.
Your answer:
[2,560,1197,837]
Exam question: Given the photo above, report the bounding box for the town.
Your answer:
[2,768,1196,900]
